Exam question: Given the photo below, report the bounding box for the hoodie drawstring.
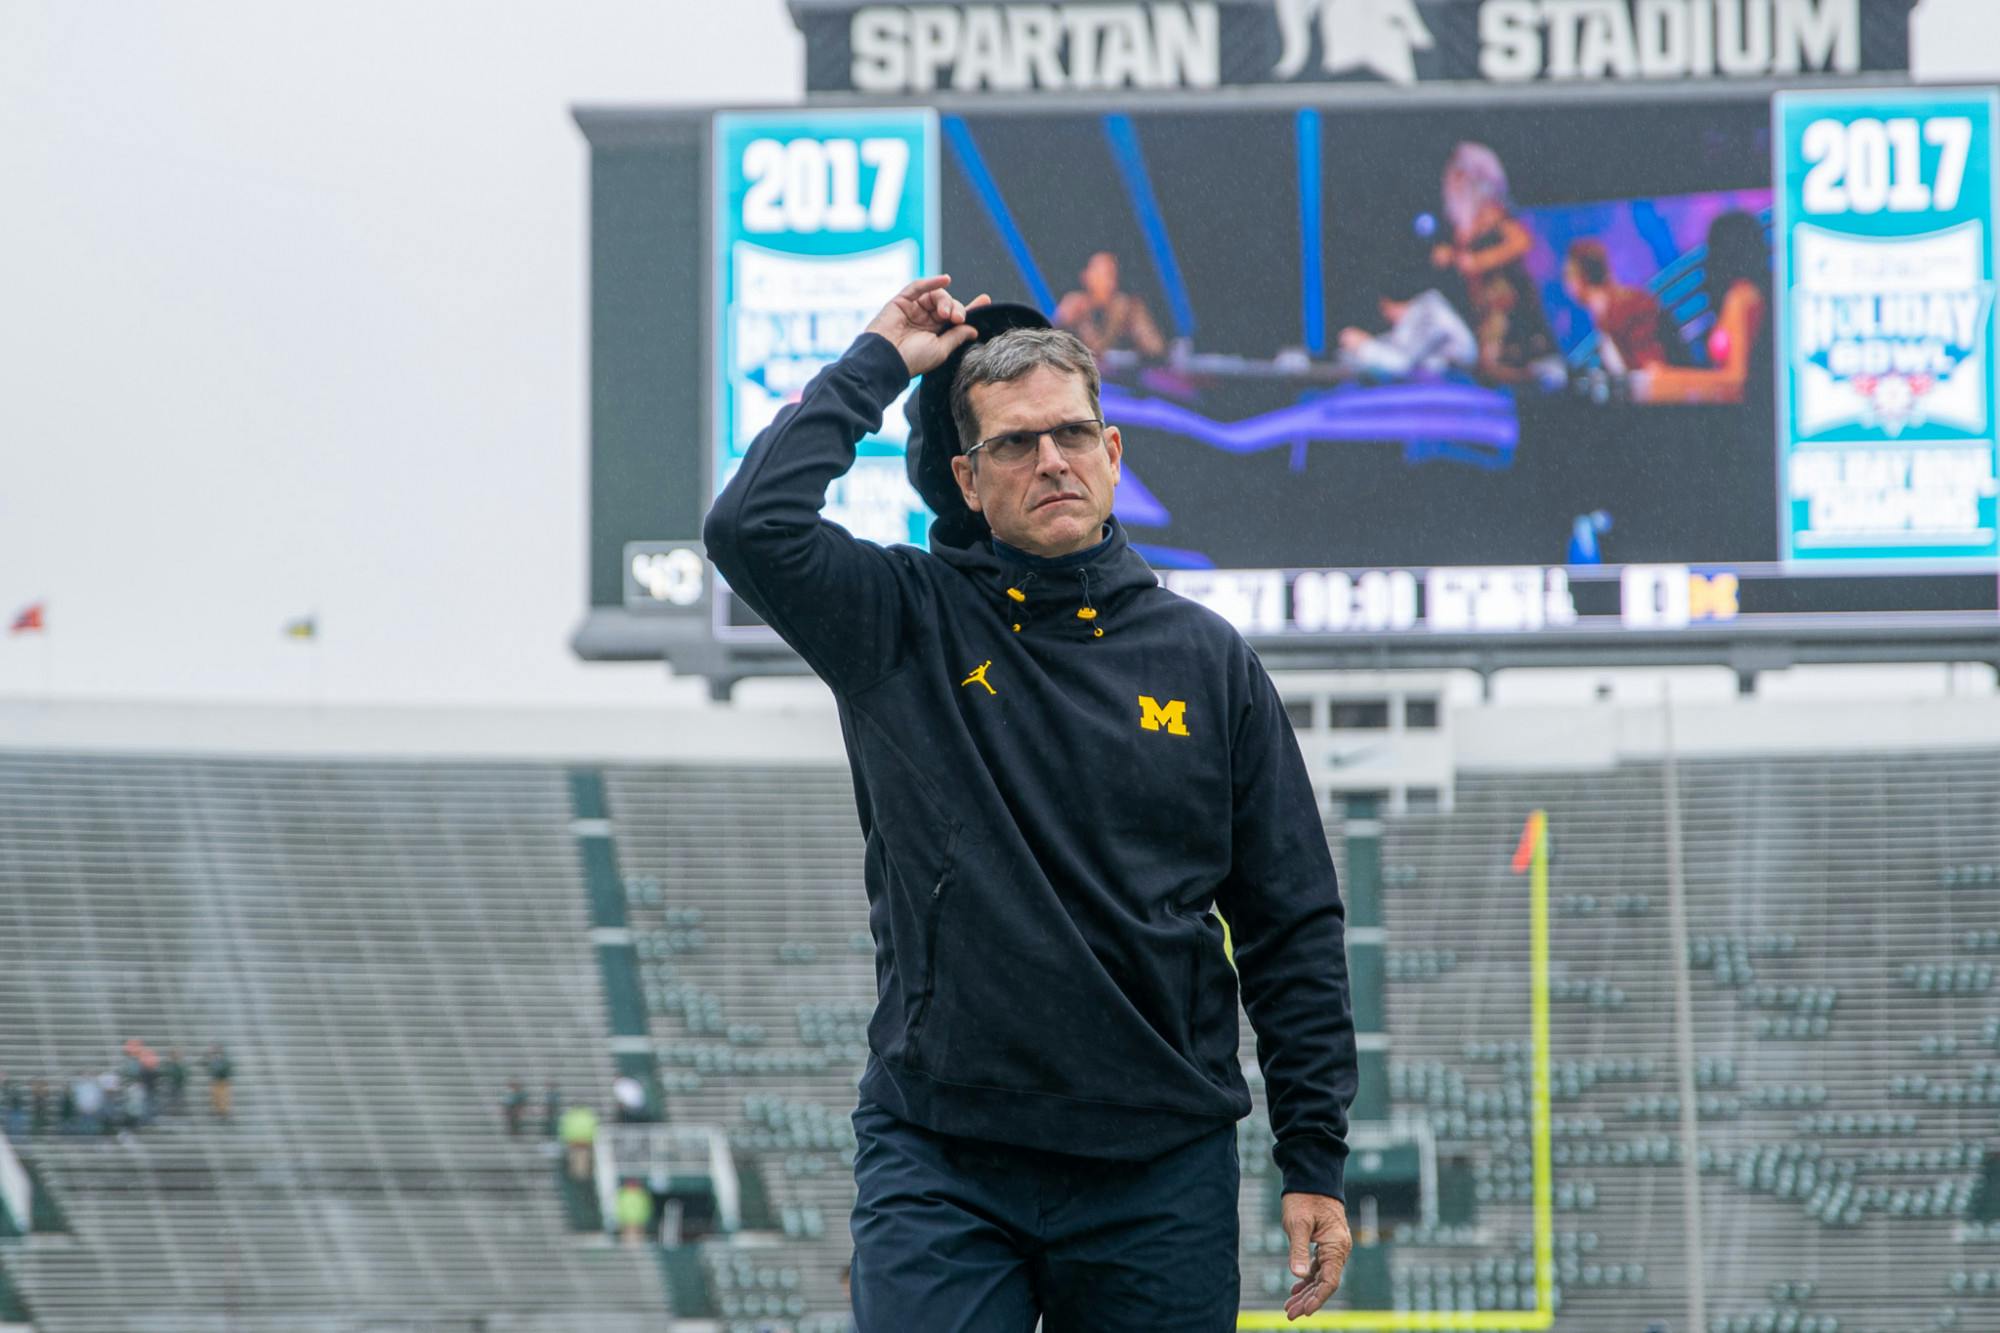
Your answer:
[1077,568,1103,638]
[1006,573,1037,633]
[1001,568,1104,639]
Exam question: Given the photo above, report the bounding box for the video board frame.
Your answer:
[572,80,2000,696]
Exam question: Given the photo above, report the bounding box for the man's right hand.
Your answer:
[865,275,990,377]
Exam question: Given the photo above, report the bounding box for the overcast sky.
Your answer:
[0,0,798,709]
[2,1,1995,711]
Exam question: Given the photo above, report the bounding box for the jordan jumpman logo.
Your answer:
[960,660,997,695]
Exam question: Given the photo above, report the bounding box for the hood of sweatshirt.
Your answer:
[926,515,1160,642]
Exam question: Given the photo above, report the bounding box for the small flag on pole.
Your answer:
[10,602,45,634]
[1510,810,1547,874]
[283,614,317,642]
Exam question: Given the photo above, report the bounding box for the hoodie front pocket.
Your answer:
[1184,908,1241,1081]
[903,852,956,1064]
[865,814,960,1072]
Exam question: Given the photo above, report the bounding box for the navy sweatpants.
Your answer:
[849,1101,1241,1332]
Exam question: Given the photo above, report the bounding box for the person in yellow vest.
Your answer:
[559,1104,598,1182]
[615,1177,654,1247]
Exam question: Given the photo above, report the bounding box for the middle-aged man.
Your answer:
[704,276,1357,1331]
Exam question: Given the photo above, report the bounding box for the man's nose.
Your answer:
[1036,435,1070,476]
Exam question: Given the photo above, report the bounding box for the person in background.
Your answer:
[1432,142,1556,383]
[58,1076,79,1134]
[1054,251,1167,360]
[542,1081,562,1141]
[205,1044,234,1121]
[30,1079,54,1137]
[164,1048,188,1114]
[121,1073,149,1135]
[1633,211,1770,405]
[124,1040,161,1118]
[0,1071,23,1139]
[1337,290,1478,379]
[615,1177,654,1246]
[611,1073,647,1124]
[71,1073,102,1136]
[559,1103,599,1181]
[96,1071,123,1134]
[1561,239,1669,372]
[503,1078,529,1137]
[1467,272,1555,387]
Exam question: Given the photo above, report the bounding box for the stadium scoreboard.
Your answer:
[574,76,2000,690]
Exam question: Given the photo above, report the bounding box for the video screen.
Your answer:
[688,90,1994,640]
[937,100,1778,573]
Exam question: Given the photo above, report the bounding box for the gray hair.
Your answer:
[1443,141,1509,235]
[949,328,1101,454]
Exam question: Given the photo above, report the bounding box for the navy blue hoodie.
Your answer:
[703,332,1356,1200]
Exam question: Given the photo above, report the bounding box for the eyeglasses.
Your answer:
[966,418,1105,468]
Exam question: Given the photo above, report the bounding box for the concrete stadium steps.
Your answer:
[0,752,667,1331]
[605,764,875,1324]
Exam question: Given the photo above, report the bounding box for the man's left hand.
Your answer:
[1281,1192,1352,1321]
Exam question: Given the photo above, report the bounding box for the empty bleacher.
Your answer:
[0,752,666,1333]
[1382,750,2000,1332]
[604,762,1345,1327]
[606,764,878,1328]
[9,739,1999,1331]
[610,747,2000,1331]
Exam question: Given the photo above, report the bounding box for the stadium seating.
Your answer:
[1382,750,2000,1331]
[7,743,1998,1331]
[605,748,2000,1329]
[0,752,667,1333]
[606,764,883,1325]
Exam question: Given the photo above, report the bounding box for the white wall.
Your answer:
[1,1,1994,715]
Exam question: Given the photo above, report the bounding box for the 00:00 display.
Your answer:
[1290,569,1421,633]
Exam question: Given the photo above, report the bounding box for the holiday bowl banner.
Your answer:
[712,109,940,553]
[1776,87,2000,568]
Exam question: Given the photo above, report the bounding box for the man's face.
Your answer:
[1562,262,1605,314]
[951,365,1122,558]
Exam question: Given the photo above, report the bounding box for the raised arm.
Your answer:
[703,277,984,691]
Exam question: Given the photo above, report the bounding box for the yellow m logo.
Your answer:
[1138,695,1189,736]
[1689,571,1740,622]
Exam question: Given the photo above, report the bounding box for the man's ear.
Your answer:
[1103,425,1122,488]
[950,454,983,512]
